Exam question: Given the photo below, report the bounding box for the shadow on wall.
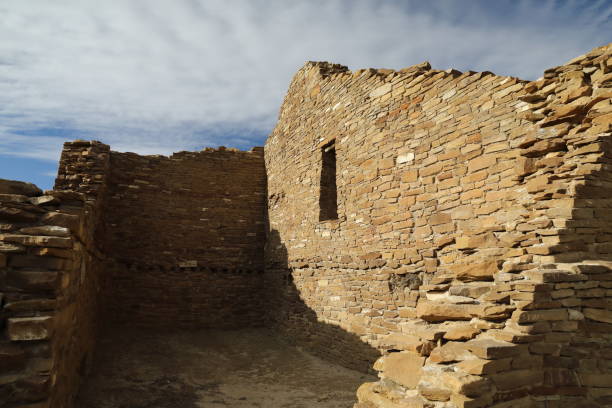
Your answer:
[265,229,380,374]
[552,137,612,264]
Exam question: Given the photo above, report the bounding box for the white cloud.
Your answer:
[0,0,609,161]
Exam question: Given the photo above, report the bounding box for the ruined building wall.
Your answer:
[0,141,110,408]
[49,141,110,408]
[265,44,611,408]
[1,42,610,408]
[101,147,267,328]
[515,47,612,408]
[0,140,268,407]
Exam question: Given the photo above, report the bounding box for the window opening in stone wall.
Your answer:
[319,141,338,221]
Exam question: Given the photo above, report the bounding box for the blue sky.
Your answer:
[1,0,611,190]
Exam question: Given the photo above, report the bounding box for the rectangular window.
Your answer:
[319,141,338,221]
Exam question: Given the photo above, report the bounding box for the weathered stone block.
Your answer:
[0,194,29,203]
[379,333,433,355]
[416,301,484,322]
[379,351,425,389]
[452,261,499,282]
[512,309,568,323]
[19,226,71,237]
[28,196,59,206]
[428,341,473,363]
[465,339,520,359]
[0,343,27,372]
[490,369,544,391]
[5,270,59,291]
[443,372,492,397]
[0,179,42,197]
[442,323,481,341]
[456,357,512,375]
[0,206,39,222]
[9,255,70,270]
[583,308,612,324]
[524,270,586,283]
[0,234,72,249]
[40,213,80,233]
[7,317,53,341]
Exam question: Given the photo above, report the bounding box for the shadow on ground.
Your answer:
[75,328,375,408]
[265,229,381,374]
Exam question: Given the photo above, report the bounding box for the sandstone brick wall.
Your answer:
[265,44,612,407]
[1,43,610,408]
[0,177,106,408]
[1,140,269,407]
[100,147,267,328]
[104,148,265,268]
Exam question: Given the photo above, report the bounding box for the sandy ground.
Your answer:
[75,328,375,408]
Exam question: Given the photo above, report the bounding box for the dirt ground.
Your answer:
[75,328,375,408]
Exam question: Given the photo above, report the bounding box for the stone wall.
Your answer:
[0,140,268,406]
[1,42,610,408]
[264,44,612,407]
[100,147,267,328]
[0,171,107,407]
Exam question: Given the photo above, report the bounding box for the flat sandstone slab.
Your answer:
[76,328,374,408]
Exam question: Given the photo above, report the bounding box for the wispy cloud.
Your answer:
[0,0,610,162]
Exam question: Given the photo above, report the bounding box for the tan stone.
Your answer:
[7,316,53,341]
[580,373,612,387]
[465,339,520,359]
[370,83,392,99]
[456,357,512,375]
[450,393,493,408]
[40,212,80,232]
[442,372,492,397]
[28,195,59,206]
[0,179,42,196]
[379,351,425,389]
[455,234,498,250]
[357,382,423,408]
[511,309,568,323]
[468,155,497,173]
[428,341,473,363]
[379,333,434,355]
[416,301,485,322]
[490,369,544,391]
[0,234,72,248]
[418,383,451,401]
[583,308,612,323]
[19,225,70,237]
[442,323,481,341]
[451,261,499,282]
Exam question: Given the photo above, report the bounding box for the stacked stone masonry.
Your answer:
[265,43,612,408]
[0,43,610,408]
[102,148,267,328]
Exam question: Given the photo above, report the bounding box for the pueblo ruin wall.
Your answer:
[265,43,612,407]
[0,43,611,408]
